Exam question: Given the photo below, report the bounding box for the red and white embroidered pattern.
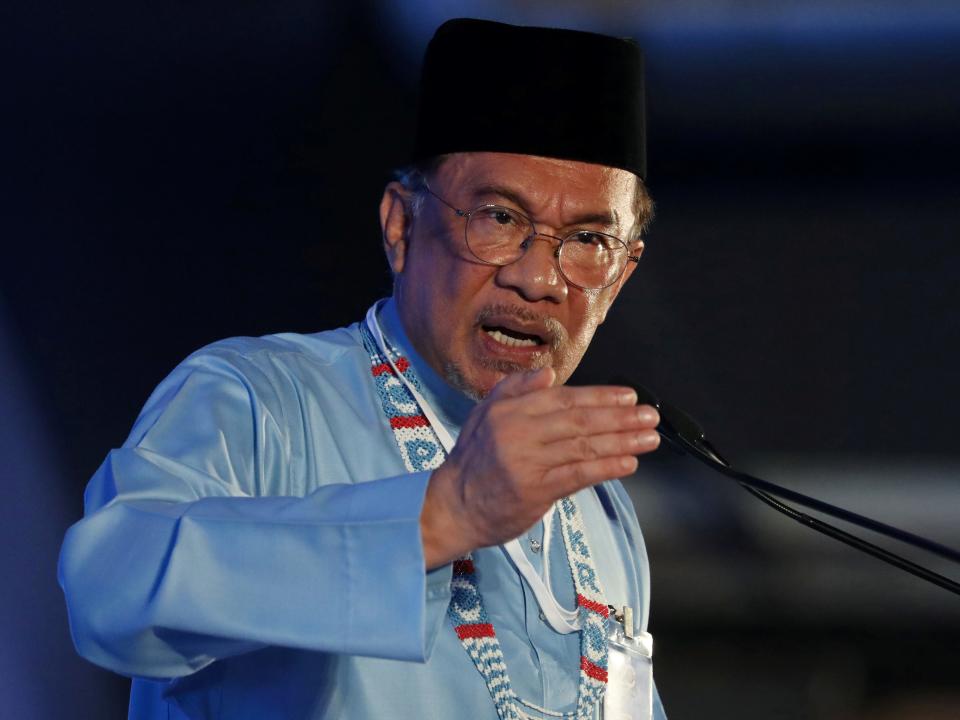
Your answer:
[361,322,609,720]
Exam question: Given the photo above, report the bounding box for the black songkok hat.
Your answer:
[413,18,647,179]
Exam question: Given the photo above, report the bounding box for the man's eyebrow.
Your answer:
[469,183,531,212]
[470,183,620,229]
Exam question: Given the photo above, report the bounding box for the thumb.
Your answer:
[490,366,556,400]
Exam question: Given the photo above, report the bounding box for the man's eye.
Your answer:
[572,232,607,247]
[476,207,522,228]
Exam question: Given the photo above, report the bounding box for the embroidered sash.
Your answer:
[360,321,608,720]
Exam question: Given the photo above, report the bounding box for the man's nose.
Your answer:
[494,234,568,303]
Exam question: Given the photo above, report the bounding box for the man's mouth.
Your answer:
[482,325,545,348]
[474,304,563,356]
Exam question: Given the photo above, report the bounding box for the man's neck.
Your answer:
[378,297,475,431]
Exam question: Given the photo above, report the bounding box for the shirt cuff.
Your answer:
[340,470,453,662]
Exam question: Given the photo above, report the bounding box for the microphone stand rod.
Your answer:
[661,430,960,596]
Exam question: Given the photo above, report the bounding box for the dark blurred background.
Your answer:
[3,0,960,717]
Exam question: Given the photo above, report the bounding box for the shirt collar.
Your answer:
[377,297,476,432]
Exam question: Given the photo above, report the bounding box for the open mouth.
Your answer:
[482,325,545,348]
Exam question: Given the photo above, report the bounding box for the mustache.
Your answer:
[474,304,566,352]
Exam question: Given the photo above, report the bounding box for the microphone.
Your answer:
[615,377,960,596]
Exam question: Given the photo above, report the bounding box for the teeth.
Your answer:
[486,328,538,348]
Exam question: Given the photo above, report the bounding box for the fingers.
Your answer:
[543,429,660,466]
[534,403,659,444]
[489,373,649,423]
[513,383,639,415]
[545,454,642,498]
[487,376,659,445]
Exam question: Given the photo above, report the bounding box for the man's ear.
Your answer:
[380,181,412,275]
[598,240,643,324]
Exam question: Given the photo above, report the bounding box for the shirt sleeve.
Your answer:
[58,347,453,680]
[653,679,668,719]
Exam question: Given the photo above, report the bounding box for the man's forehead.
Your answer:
[434,151,638,222]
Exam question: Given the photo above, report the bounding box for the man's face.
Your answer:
[381,152,642,399]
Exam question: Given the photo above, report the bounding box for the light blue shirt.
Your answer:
[59,298,666,719]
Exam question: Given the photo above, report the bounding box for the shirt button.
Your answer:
[538,610,546,622]
[529,538,542,553]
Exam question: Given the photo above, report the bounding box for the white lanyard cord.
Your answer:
[365,301,581,634]
[504,527,581,633]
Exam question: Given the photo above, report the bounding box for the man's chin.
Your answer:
[443,358,547,401]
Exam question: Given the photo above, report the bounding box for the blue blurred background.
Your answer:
[3,0,960,717]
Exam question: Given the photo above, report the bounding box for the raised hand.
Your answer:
[420,367,660,569]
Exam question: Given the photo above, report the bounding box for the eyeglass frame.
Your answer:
[417,183,642,290]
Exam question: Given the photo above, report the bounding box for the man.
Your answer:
[59,18,667,719]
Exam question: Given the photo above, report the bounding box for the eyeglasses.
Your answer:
[421,185,641,290]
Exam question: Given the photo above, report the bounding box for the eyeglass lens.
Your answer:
[465,206,628,289]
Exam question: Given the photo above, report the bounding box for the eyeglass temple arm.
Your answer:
[614,378,960,596]
[420,183,467,216]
